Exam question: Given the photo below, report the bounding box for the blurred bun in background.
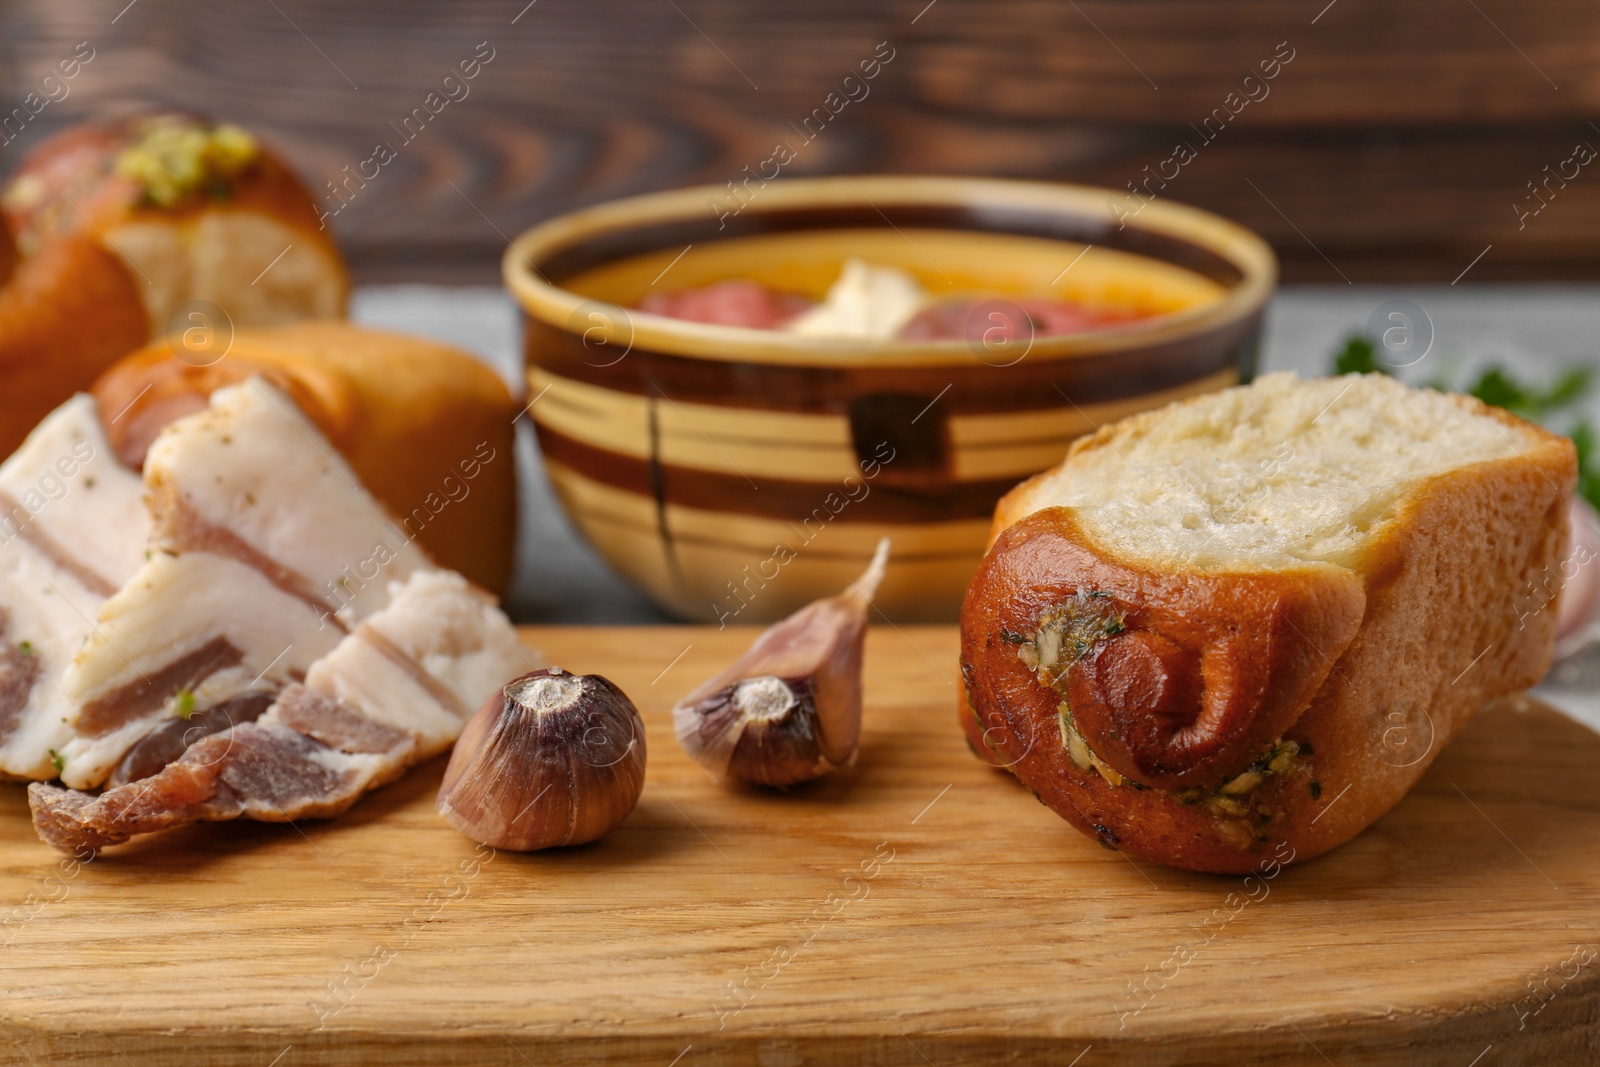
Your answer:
[0,113,348,455]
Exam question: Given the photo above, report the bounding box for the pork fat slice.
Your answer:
[56,378,430,789]
[0,396,149,780]
[30,570,529,851]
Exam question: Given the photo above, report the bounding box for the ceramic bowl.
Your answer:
[505,176,1275,622]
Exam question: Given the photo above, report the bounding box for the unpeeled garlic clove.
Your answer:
[674,539,889,786]
[684,675,824,787]
[438,667,646,850]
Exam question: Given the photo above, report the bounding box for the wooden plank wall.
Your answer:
[2,0,1597,284]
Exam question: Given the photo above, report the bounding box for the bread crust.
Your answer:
[960,396,1577,873]
[92,323,519,594]
[0,228,150,458]
[0,115,347,457]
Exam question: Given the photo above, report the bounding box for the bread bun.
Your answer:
[0,113,348,456]
[960,373,1576,872]
[92,322,518,593]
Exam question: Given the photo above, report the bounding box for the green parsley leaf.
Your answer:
[1542,366,1593,410]
[49,750,64,775]
[175,690,196,719]
[1466,366,1531,412]
[1332,335,1389,377]
[1573,419,1600,514]
[1466,364,1592,420]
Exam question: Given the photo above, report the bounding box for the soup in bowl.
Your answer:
[504,176,1275,623]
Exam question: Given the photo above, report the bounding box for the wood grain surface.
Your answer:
[0,626,1597,1065]
[3,1,1598,282]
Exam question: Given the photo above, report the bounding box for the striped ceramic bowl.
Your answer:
[504,176,1275,623]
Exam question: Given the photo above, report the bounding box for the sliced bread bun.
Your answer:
[960,372,1576,873]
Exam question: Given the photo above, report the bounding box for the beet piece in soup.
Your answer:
[900,298,1146,342]
[638,280,815,329]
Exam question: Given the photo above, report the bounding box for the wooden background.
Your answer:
[4,0,1599,284]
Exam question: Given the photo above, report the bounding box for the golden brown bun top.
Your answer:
[92,322,521,592]
[2,113,336,261]
[94,321,516,468]
[963,509,1366,790]
[0,115,350,464]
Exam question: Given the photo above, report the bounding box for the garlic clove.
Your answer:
[438,667,646,850]
[674,538,888,785]
[686,676,824,787]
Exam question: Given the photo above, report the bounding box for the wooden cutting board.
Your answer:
[1,626,1597,1066]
